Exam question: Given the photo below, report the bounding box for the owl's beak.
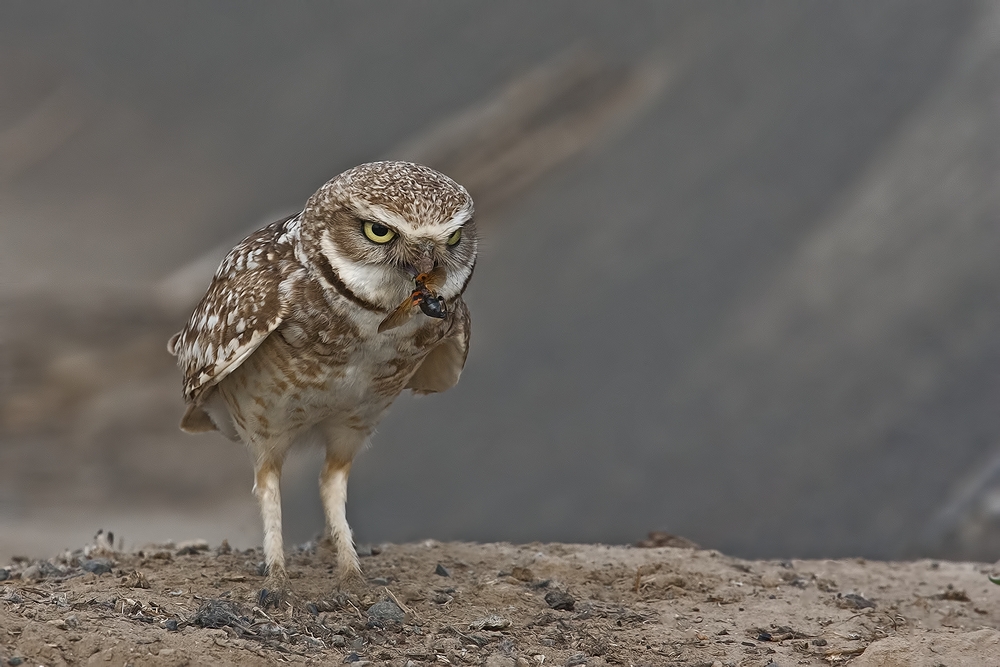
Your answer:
[406,243,437,276]
[412,255,435,275]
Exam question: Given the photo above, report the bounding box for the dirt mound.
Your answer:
[1,539,999,665]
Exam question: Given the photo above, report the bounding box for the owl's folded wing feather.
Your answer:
[168,219,297,410]
[406,298,471,394]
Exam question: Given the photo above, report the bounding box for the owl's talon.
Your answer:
[257,586,287,609]
[336,571,367,598]
[258,568,292,609]
[258,585,309,611]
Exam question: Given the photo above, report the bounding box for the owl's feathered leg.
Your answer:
[318,423,368,582]
[253,457,289,606]
[320,455,361,581]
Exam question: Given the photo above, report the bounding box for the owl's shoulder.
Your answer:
[168,214,304,403]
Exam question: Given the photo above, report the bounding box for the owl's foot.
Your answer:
[257,586,286,609]
[257,571,292,609]
[314,568,365,608]
[317,534,363,585]
[338,566,366,592]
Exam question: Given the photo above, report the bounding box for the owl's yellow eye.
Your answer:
[363,221,396,243]
[446,228,462,246]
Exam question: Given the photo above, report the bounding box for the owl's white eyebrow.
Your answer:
[351,200,472,237]
[442,206,473,230]
[425,206,474,237]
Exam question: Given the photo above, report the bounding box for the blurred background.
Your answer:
[2,1,1000,564]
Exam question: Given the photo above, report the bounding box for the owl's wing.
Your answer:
[406,298,471,394]
[168,217,297,408]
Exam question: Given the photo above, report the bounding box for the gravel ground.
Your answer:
[2,537,999,666]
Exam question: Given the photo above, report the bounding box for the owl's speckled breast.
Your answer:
[216,299,448,445]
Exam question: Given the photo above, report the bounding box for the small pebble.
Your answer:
[8,658,24,666]
[163,619,179,631]
[80,559,113,576]
[469,615,511,631]
[322,621,350,635]
[176,539,210,555]
[257,623,287,639]
[837,593,876,609]
[366,600,405,624]
[122,570,150,589]
[0,568,8,581]
[485,655,516,667]
[434,563,451,577]
[191,599,244,629]
[544,590,575,611]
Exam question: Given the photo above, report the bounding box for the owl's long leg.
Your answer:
[253,457,289,603]
[320,454,361,579]
[318,423,368,580]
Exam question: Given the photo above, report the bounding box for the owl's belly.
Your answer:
[216,319,439,444]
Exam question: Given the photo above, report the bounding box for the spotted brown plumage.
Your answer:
[167,162,477,603]
[168,214,298,407]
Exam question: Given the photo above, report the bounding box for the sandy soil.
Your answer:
[2,536,1000,666]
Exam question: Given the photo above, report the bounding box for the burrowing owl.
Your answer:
[168,162,477,601]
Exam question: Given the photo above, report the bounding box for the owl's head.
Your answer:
[300,161,477,312]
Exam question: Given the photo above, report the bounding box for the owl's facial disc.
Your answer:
[352,203,472,293]
[313,193,475,312]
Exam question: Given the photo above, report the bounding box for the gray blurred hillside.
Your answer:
[2,1,999,563]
